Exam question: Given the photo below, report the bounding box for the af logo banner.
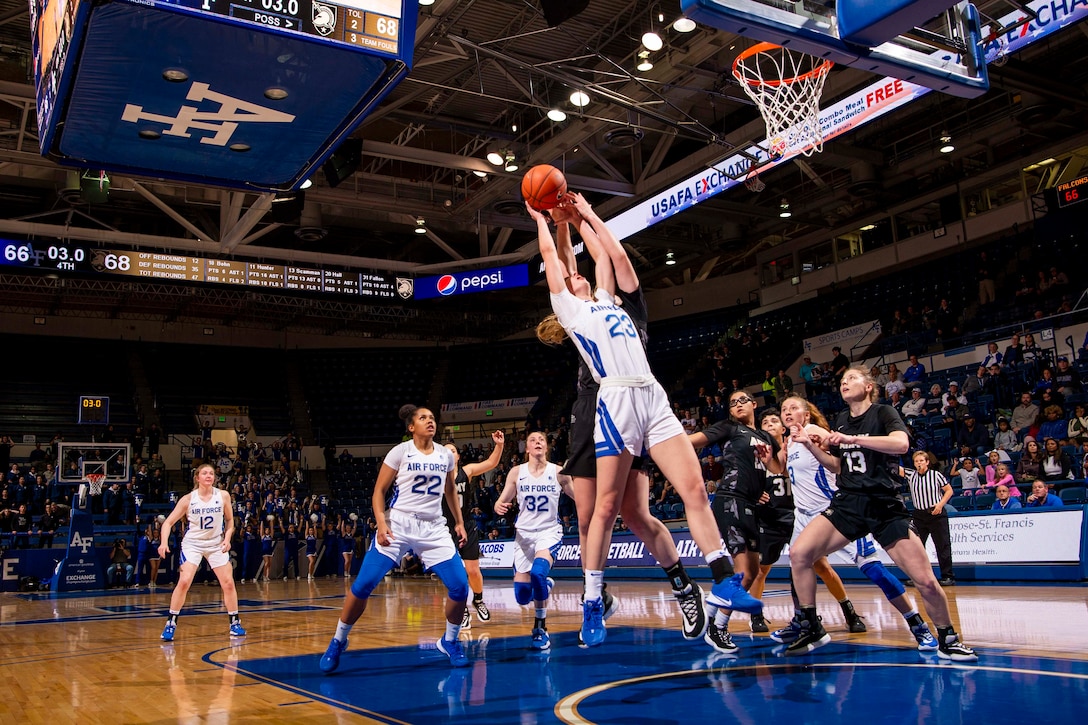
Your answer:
[54,508,104,591]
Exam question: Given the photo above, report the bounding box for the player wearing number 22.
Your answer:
[320,404,472,673]
[157,463,245,641]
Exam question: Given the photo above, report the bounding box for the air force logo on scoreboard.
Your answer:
[120,82,296,147]
[312,2,337,36]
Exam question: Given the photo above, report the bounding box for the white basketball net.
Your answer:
[86,473,105,496]
[733,44,833,157]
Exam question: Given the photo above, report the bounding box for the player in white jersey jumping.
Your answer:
[157,463,244,641]
[320,405,472,673]
[772,394,937,650]
[494,431,574,650]
[528,197,759,648]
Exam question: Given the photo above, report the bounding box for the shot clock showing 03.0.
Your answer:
[78,396,110,426]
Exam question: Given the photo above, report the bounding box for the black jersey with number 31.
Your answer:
[830,404,909,496]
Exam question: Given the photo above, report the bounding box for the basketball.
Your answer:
[521,164,567,210]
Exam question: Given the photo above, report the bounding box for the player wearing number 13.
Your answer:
[157,463,244,642]
[319,405,472,673]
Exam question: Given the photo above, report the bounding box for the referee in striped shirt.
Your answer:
[901,450,955,585]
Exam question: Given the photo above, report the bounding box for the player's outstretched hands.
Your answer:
[494,500,511,516]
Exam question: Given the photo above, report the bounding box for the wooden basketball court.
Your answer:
[2,576,1086,723]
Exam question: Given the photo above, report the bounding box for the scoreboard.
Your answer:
[0,240,404,299]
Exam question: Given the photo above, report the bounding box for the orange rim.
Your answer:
[732,42,834,88]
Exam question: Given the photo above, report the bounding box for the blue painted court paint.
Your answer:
[216,628,1088,724]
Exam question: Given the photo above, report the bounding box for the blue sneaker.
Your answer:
[530,627,551,651]
[437,636,469,667]
[320,637,347,673]
[161,621,176,642]
[707,573,762,615]
[229,621,247,637]
[581,598,606,647]
[912,623,939,651]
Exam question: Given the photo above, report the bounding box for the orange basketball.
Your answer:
[521,164,567,211]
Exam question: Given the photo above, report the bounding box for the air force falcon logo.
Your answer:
[312,2,336,36]
[397,277,414,300]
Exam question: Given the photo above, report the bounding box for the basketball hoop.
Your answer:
[743,168,766,193]
[86,473,105,497]
[733,42,834,157]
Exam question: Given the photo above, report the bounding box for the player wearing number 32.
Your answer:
[494,431,574,650]
[157,463,245,642]
[320,405,472,673]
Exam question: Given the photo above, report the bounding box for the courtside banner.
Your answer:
[477,540,515,568]
[414,264,528,300]
[480,530,706,569]
[607,0,1088,241]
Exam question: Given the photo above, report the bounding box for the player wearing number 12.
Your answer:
[157,463,245,641]
[320,405,472,673]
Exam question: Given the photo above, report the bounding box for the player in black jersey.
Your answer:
[688,390,781,653]
[748,409,794,633]
[442,429,505,629]
[787,367,977,661]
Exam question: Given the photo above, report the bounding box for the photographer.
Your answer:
[110,538,135,588]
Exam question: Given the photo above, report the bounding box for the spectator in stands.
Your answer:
[1003,333,1024,369]
[962,366,987,399]
[1010,392,1039,438]
[1034,368,1058,398]
[1024,479,1063,508]
[1036,404,1067,444]
[884,368,905,400]
[887,389,905,412]
[902,388,927,419]
[1054,357,1081,396]
[37,504,56,548]
[924,384,945,416]
[950,456,981,495]
[991,484,1021,511]
[1015,437,1042,485]
[987,462,1017,496]
[993,418,1019,453]
[957,413,990,455]
[1022,332,1043,371]
[941,382,967,415]
[830,346,850,387]
[775,368,793,402]
[977,252,995,306]
[903,354,926,390]
[487,528,500,541]
[1067,403,1088,445]
[109,538,134,587]
[980,342,1003,370]
[1040,437,1075,481]
[799,356,818,387]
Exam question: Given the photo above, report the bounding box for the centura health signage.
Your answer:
[607,0,1088,241]
[413,264,528,299]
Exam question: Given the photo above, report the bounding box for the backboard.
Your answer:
[680,0,989,97]
[56,441,132,485]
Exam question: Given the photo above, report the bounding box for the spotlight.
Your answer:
[486,150,505,166]
[641,31,663,51]
[504,152,519,173]
[569,90,590,108]
[779,198,792,218]
[547,108,567,122]
[415,217,427,234]
[673,17,696,32]
[299,178,313,190]
[637,50,653,72]
[939,131,954,154]
[665,250,676,266]
[472,170,488,178]
[418,0,435,5]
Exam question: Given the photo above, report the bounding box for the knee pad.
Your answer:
[432,554,469,602]
[530,558,552,601]
[514,581,533,605]
[350,552,396,599]
[860,560,905,600]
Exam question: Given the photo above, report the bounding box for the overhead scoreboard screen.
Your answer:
[31,0,416,191]
[157,0,404,55]
[0,240,404,299]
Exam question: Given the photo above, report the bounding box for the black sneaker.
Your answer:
[784,617,830,655]
[472,598,491,622]
[846,613,867,633]
[674,585,709,640]
[704,623,738,654]
[460,607,471,630]
[938,635,978,662]
[601,587,619,621]
[750,613,769,633]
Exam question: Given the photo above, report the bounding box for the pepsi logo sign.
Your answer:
[437,275,458,296]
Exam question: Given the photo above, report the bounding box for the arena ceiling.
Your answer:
[0,0,1086,341]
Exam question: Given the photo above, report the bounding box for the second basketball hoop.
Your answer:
[733,42,833,158]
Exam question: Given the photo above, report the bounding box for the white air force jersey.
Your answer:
[384,441,454,520]
[185,487,226,547]
[514,462,563,532]
[787,424,839,513]
[551,288,651,383]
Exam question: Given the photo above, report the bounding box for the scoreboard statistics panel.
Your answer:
[33,0,416,191]
[0,239,404,299]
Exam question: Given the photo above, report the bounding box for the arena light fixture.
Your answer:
[472,170,488,178]
[665,250,676,265]
[569,90,590,108]
[415,217,427,234]
[779,198,792,218]
[642,30,663,51]
[486,150,505,166]
[547,108,567,122]
[637,50,654,72]
[939,131,955,154]
[418,0,435,5]
[504,152,519,173]
[299,178,313,190]
[673,17,696,32]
